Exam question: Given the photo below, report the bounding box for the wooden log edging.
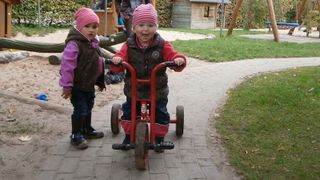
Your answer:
[0,32,127,53]
[0,90,72,114]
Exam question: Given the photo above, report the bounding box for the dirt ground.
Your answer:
[0,55,123,179]
[0,29,211,179]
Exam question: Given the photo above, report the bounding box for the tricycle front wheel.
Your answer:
[135,122,149,170]
[111,103,121,135]
[176,105,184,137]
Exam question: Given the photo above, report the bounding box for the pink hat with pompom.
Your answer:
[74,7,99,30]
[132,4,158,28]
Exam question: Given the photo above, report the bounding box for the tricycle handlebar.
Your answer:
[105,59,180,68]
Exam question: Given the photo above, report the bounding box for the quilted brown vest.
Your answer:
[65,27,104,92]
[124,33,169,99]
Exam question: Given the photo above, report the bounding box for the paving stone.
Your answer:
[35,171,55,180]
[197,158,215,167]
[164,153,181,168]
[50,142,70,155]
[58,157,79,173]
[183,163,206,179]
[80,147,99,161]
[93,163,111,180]
[41,155,63,171]
[179,149,197,163]
[149,158,166,174]
[167,167,189,180]
[74,161,94,178]
[95,156,112,164]
[54,173,73,180]
[65,149,84,158]
[150,173,170,180]
[131,170,150,180]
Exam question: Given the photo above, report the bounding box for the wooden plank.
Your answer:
[95,10,118,36]
[6,4,12,37]
[0,1,5,37]
[1,0,20,4]
[171,0,192,28]
[267,0,279,42]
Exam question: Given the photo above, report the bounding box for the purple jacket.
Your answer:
[59,28,104,92]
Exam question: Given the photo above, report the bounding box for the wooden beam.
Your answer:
[152,0,157,7]
[266,0,279,42]
[1,0,21,4]
[297,0,307,21]
[227,0,244,36]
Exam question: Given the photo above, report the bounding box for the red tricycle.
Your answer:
[107,60,184,170]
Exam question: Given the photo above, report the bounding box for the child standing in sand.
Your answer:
[110,4,186,153]
[59,7,106,149]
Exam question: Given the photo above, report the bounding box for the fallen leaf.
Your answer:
[18,136,32,142]
[277,143,285,151]
[308,88,314,92]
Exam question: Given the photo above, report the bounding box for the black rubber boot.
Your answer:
[121,134,131,151]
[83,113,104,139]
[70,115,88,149]
[122,134,130,145]
[154,136,164,153]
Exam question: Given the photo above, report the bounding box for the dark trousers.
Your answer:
[71,89,95,118]
[121,97,170,125]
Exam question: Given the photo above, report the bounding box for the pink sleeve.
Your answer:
[110,43,129,73]
[59,41,78,90]
[162,41,187,72]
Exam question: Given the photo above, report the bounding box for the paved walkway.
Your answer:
[34,57,320,180]
[242,28,320,43]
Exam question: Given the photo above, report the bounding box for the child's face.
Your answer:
[80,23,99,40]
[132,22,157,44]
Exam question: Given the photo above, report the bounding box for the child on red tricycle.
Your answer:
[108,4,186,170]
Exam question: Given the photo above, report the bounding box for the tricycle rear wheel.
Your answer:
[135,122,149,170]
[111,103,121,135]
[176,105,184,137]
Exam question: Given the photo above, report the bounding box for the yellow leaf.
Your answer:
[18,136,32,142]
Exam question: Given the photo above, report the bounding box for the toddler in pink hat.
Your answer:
[74,7,99,31]
[59,7,105,150]
[131,4,158,28]
[110,4,187,153]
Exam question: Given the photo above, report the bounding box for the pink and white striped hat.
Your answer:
[132,4,158,28]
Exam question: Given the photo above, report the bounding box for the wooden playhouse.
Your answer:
[172,0,229,29]
[0,0,21,38]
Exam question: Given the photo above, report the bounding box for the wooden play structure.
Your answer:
[227,0,313,42]
[90,0,157,36]
[90,0,119,36]
[0,0,21,38]
[227,0,280,42]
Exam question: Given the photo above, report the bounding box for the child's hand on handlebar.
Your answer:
[111,57,122,65]
[174,58,185,66]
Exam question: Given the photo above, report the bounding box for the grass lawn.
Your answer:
[215,66,320,179]
[163,28,320,62]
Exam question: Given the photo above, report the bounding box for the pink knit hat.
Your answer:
[132,4,158,28]
[74,7,99,30]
